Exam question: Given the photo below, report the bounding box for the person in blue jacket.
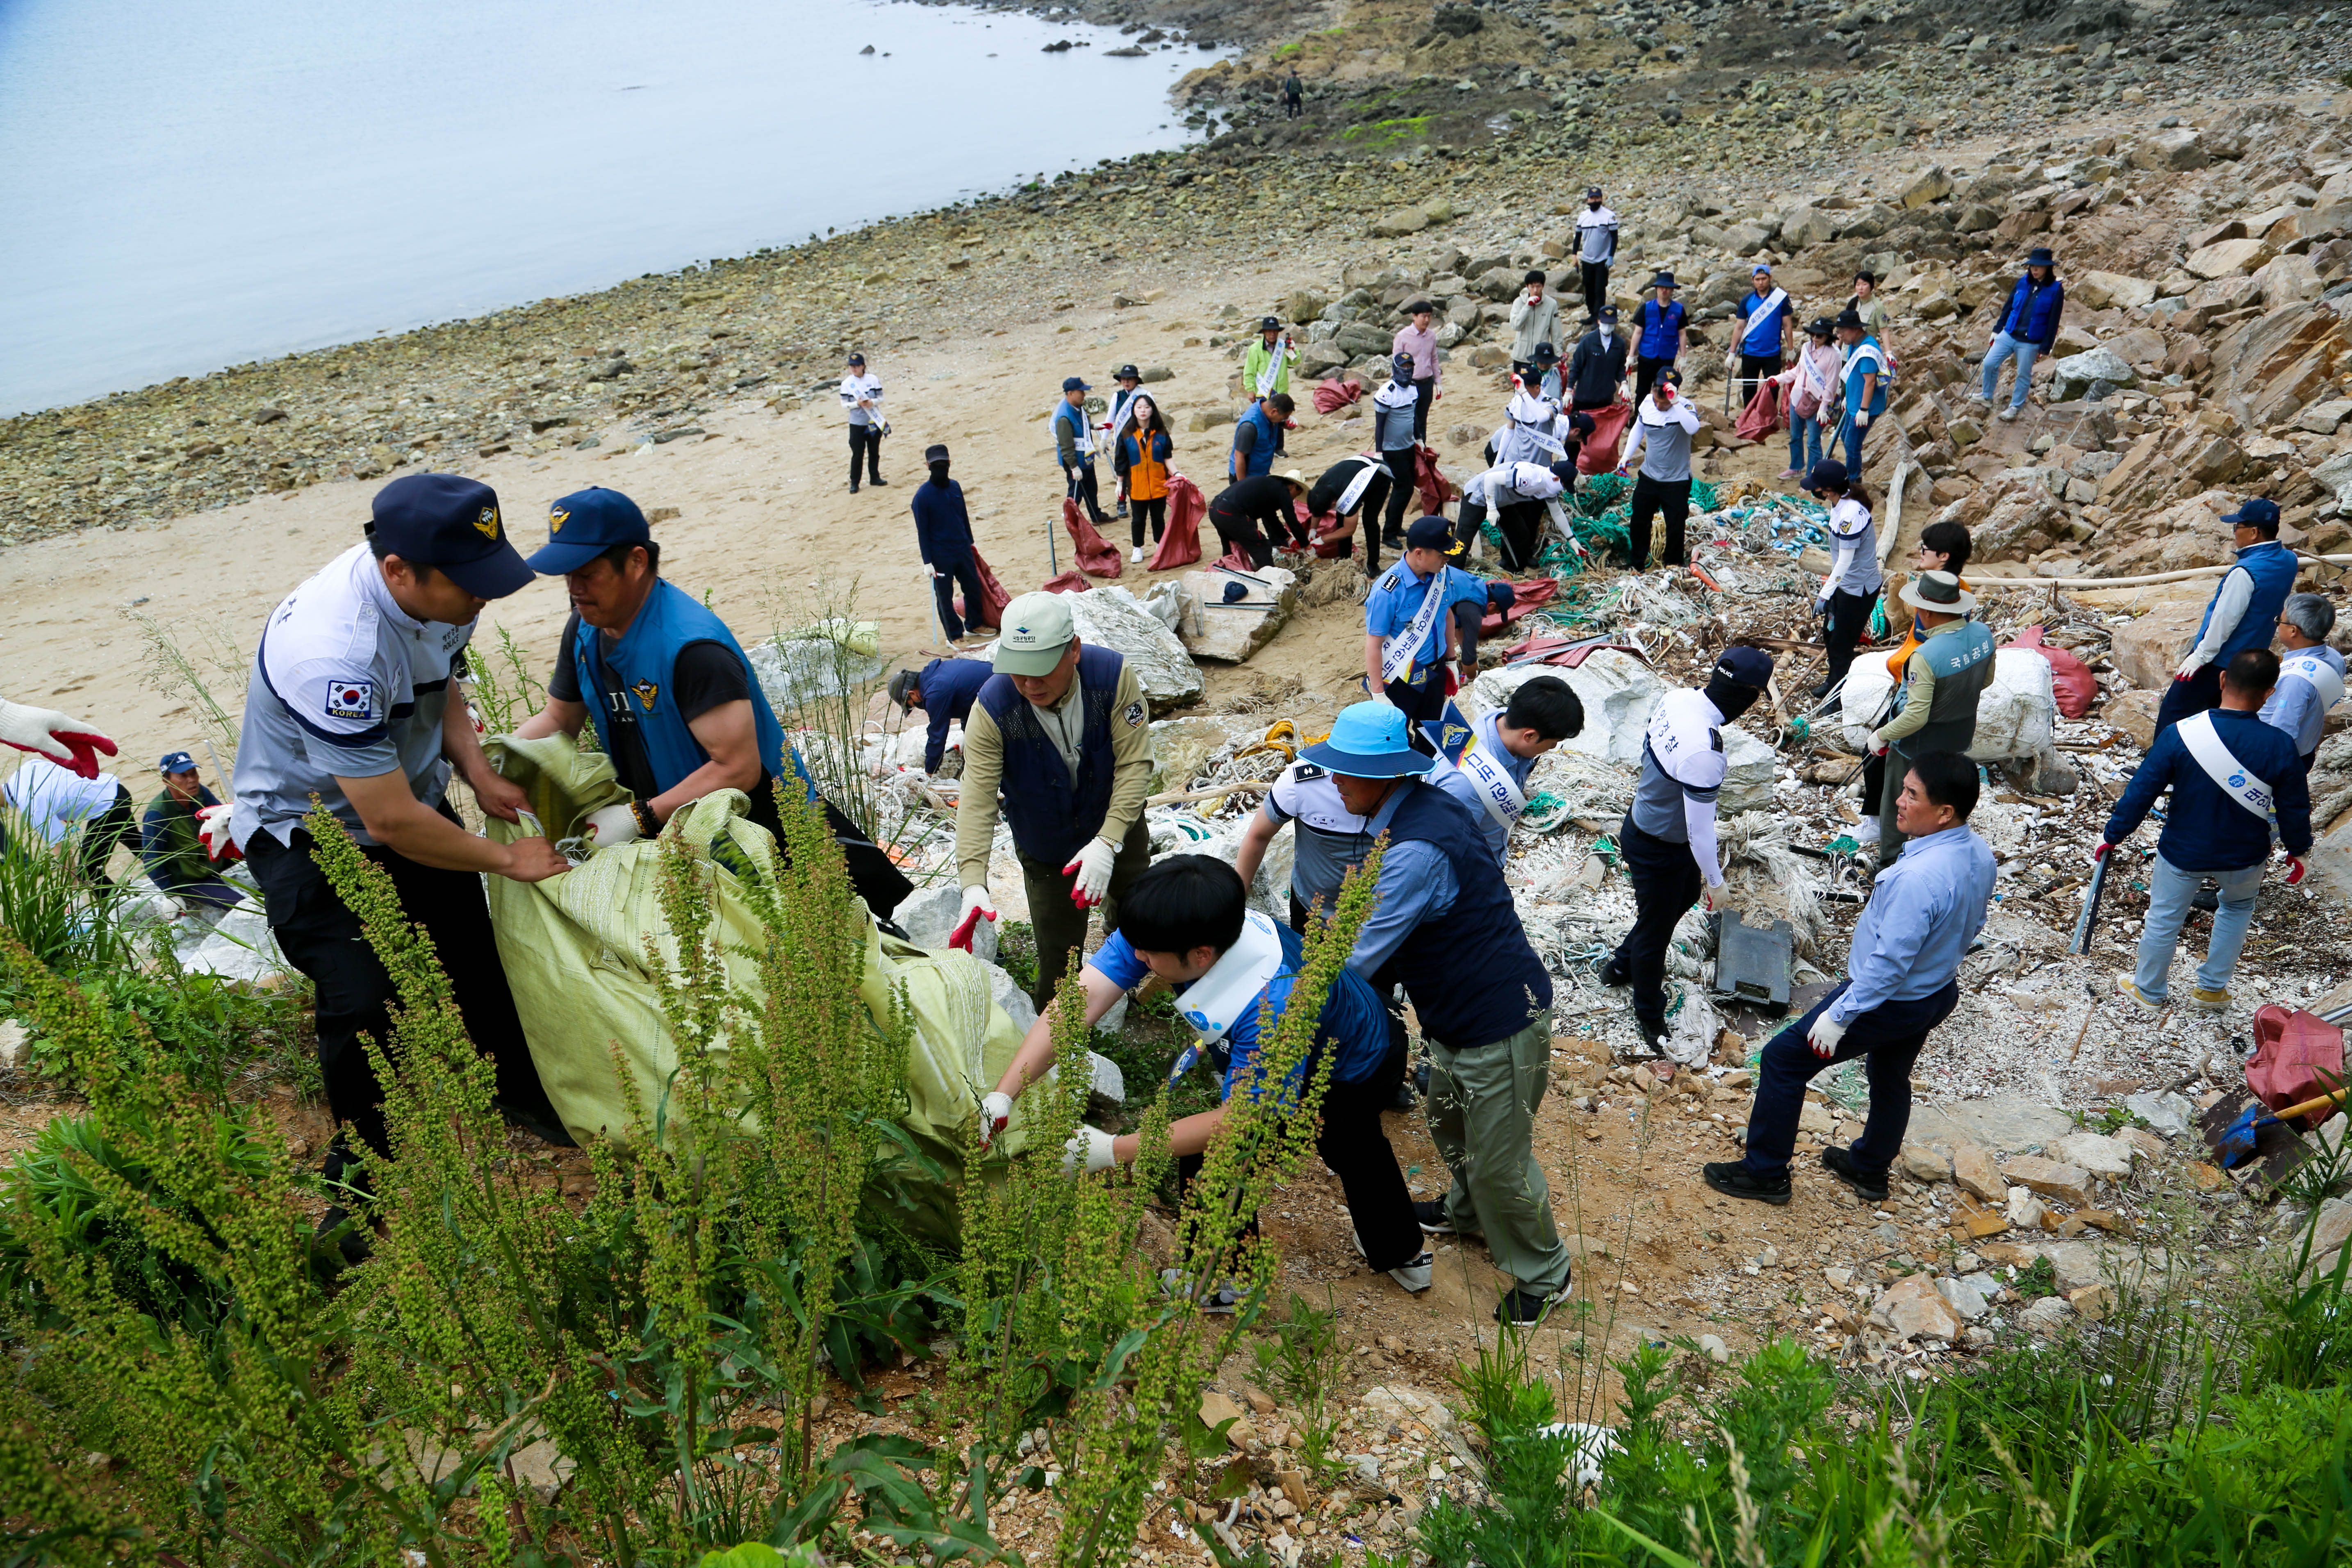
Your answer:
[1730,263,1793,410]
[1630,273,1687,405]
[911,443,992,642]
[2101,648,2311,1014]
[517,486,912,919]
[2156,497,2298,735]
[1979,247,2064,421]
[888,656,993,775]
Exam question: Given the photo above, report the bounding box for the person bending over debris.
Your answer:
[1209,470,1312,569]
[1602,648,1774,1056]
[140,750,244,911]
[1305,702,1565,1325]
[1365,517,1473,743]
[3,753,141,883]
[2261,593,2345,781]
[949,591,1153,1008]
[1231,388,1296,482]
[2102,648,2311,1015]
[2156,497,2297,737]
[515,487,914,923]
[1459,457,1578,575]
[1706,751,1995,1206]
[1423,676,1583,869]
[1865,572,1993,864]
[0,698,116,861]
[889,656,993,775]
[974,855,1432,1296]
[1806,459,1883,698]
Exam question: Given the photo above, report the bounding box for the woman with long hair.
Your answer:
[1114,394,1175,563]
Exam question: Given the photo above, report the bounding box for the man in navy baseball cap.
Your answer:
[526,486,649,575]
[365,472,533,599]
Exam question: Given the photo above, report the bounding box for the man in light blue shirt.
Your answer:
[1423,676,1583,868]
[1706,751,1995,1206]
[1364,517,1472,741]
[2259,593,2344,779]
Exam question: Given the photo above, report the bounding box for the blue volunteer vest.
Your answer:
[1999,275,2064,343]
[977,644,1125,867]
[1235,403,1279,479]
[571,578,815,803]
[1054,399,1093,467]
[1635,298,1685,360]
[2196,540,2297,663]
[1382,781,1553,1049]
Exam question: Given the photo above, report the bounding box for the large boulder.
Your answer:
[2110,596,2215,689]
[2184,237,2273,280]
[2076,271,2158,311]
[1468,650,1662,769]
[1174,566,1298,662]
[2046,346,2138,402]
[2130,127,2210,171]
[1718,727,1778,816]
[1371,206,1431,238]
[1898,165,1953,209]
[983,586,1202,707]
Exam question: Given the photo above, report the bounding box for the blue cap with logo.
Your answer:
[367,473,533,599]
[158,751,196,774]
[1300,701,1434,780]
[528,487,651,574]
[2221,497,2281,530]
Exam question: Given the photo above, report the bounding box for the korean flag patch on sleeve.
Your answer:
[324,679,376,721]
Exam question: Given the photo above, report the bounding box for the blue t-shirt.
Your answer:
[1088,924,1392,1092]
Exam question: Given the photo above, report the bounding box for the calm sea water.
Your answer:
[0,0,1215,416]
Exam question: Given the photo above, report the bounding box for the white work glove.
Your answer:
[195,803,242,865]
[2174,653,2204,683]
[1806,1011,1849,1060]
[1853,411,1871,428]
[949,885,998,951]
[1063,835,1119,908]
[978,1090,1013,1147]
[1866,730,1891,758]
[584,804,641,847]
[0,699,117,780]
[1702,882,1743,918]
[1061,1125,1118,1175]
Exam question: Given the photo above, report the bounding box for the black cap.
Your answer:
[1657,366,1683,387]
[1063,376,1091,392]
[1566,410,1596,436]
[1713,648,1775,688]
[1585,186,1603,201]
[1530,341,1560,365]
[1115,364,1141,381]
[1260,315,1282,331]
[1806,316,1836,338]
[1405,515,1462,555]
[889,669,920,710]
[924,443,951,464]
[1835,307,1865,330]
[369,474,532,598]
[847,351,866,365]
[1807,458,1851,492]
[1596,305,1620,323]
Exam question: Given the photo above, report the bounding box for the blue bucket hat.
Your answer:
[1301,701,1434,780]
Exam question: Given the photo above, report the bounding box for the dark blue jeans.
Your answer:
[1740,978,1958,1180]
[2152,661,2222,737]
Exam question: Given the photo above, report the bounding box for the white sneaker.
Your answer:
[1354,1229,1436,1293]
[1997,405,2020,422]
[1130,545,1146,563]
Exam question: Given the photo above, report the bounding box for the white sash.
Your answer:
[1255,347,1285,398]
[1380,568,1450,686]
[1338,456,1382,515]
[2178,711,2275,822]
[2284,651,2346,715]
[1517,423,1569,459]
[1175,909,1286,1045]
[1456,732,1527,831]
[1744,287,1787,343]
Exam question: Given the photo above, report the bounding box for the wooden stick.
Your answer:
[1984,552,2352,593]
[1145,780,1275,807]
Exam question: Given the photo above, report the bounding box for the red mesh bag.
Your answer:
[962,549,1012,631]
[1148,474,1206,571]
[2006,626,2097,719]
[2248,1006,2347,1127]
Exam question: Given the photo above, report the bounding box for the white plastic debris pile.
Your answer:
[749,619,886,709]
[1468,653,1661,768]
[1836,647,2072,794]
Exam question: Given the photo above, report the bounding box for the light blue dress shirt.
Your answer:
[1427,710,1537,867]
[1344,779,1457,977]
[1832,824,1997,1024]
[2259,646,2345,757]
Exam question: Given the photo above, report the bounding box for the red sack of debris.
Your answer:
[1481,577,1560,635]
[1578,402,1634,474]
[962,548,1012,632]
[2248,1006,2347,1127]
[1039,569,1092,595]
[1412,443,1455,517]
[1313,376,1364,415]
[1309,510,1356,559]
[1061,498,1122,578]
[2004,626,2097,719]
[1735,376,1785,442]
[1147,473,1206,571]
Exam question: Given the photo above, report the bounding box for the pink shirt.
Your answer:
[1392,323,1441,387]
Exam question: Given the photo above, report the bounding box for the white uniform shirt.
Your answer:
[1,757,122,844]
[1260,759,1376,906]
[230,542,474,849]
[839,373,883,426]
[1468,461,1566,508]
[1628,688,1731,887]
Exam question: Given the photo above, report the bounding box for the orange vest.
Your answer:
[1886,573,1973,677]
[1129,433,1170,502]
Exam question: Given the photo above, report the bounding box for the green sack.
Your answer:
[480,734,1034,1248]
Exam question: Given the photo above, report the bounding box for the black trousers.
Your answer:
[1411,378,1435,442]
[1065,462,1108,522]
[1626,473,1692,568]
[1452,600,1489,673]
[848,423,882,487]
[929,558,987,641]
[1609,816,1704,1030]
[1740,979,1958,1180]
[2154,662,2223,736]
[246,808,559,1169]
[1493,499,1546,573]
[1824,587,1878,691]
[1382,448,1417,546]
[1284,93,1302,118]
[1735,350,1783,410]
[1580,261,1610,321]
[1210,506,1275,569]
[79,785,142,881]
[1634,355,1675,404]
[1129,496,1167,548]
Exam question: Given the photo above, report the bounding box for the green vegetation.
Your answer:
[1341,115,1434,147]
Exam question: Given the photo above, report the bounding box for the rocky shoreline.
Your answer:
[0,0,2341,555]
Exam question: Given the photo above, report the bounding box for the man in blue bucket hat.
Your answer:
[1304,701,1569,1326]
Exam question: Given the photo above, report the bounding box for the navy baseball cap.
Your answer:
[368,473,532,599]
[1405,515,1462,555]
[2222,497,2281,529]
[158,751,196,774]
[1712,647,1775,688]
[528,487,651,575]
[1062,376,1091,393]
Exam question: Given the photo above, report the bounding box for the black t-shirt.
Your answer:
[548,611,783,839]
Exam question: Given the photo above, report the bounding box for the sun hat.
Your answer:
[1898,570,1978,615]
[1300,701,1434,779]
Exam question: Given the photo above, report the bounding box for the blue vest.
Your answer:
[977,644,1125,866]
[1234,403,1278,479]
[1382,781,1553,1049]
[2196,540,2298,663]
[1635,298,1685,361]
[571,579,815,803]
[1054,399,1093,467]
[1999,275,2065,345]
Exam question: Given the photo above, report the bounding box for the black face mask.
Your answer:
[1705,674,1760,721]
[928,461,951,487]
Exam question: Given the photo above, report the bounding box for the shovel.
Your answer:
[2212,1083,2352,1169]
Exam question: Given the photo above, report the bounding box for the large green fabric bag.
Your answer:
[479,734,1033,1247]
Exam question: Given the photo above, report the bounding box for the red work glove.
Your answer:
[949,886,997,950]
[2285,856,2308,887]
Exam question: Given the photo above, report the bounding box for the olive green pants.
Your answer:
[1423,1010,1570,1296]
[1016,815,1152,1011]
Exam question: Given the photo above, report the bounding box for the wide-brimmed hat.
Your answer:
[1529,341,1560,365]
[1259,315,1282,332]
[2024,247,2057,267]
[1805,316,1836,338]
[1300,701,1434,779]
[1114,363,1141,381]
[1649,272,1679,290]
[1277,468,1309,493]
[1899,570,1977,615]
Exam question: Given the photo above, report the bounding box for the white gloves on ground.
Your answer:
[195,803,241,864]
[950,885,998,951]
[978,1090,1013,1148]
[1806,1012,1849,1059]
[1702,882,1743,918]
[1062,1125,1117,1175]
[584,804,640,847]
[1064,836,1119,908]
[0,699,117,779]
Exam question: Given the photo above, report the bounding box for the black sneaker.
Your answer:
[869,476,889,486]
[1703,1161,1792,1206]
[1415,1199,1474,1236]
[848,483,860,494]
[1821,1146,1889,1202]
[1634,1018,1668,1056]
[1600,956,1629,988]
[1495,1283,1566,1326]
[1388,1078,1418,1112]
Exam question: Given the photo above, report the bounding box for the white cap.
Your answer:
[993,592,1077,676]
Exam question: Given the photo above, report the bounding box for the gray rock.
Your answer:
[2019,1295,2073,1338]
[896,881,997,963]
[2124,1090,2192,1138]
[2052,1131,2135,1180]
[2314,450,2352,511]
[984,586,1202,708]
[2047,347,2138,403]
[1908,1095,2074,1154]
[1176,566,1298,663]
[1935,1273,1994,1321]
